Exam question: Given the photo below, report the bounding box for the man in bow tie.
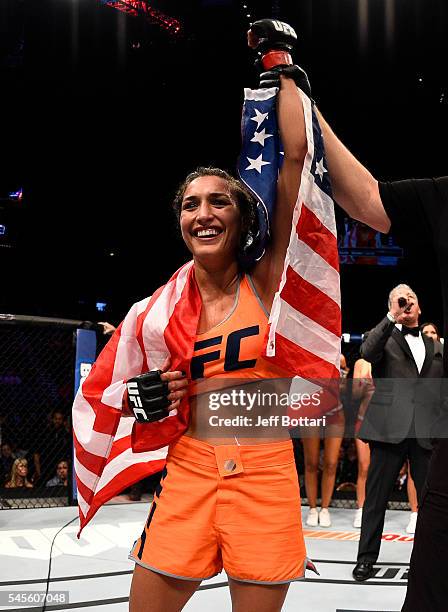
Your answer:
[352,283,444,582]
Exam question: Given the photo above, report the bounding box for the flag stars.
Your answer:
[251,128,273,147]
[315,158,328,180]
[250,109,269,129]
[246,154,271,174]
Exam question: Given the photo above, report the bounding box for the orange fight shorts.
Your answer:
[129,435,307,583]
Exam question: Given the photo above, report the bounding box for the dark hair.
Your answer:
[420,321,440,340]
[172,167,258,262]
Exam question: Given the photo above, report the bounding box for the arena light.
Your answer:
[8,187,23,201]
[99,0,182,35]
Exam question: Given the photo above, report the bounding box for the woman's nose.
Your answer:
[196,200,213,222]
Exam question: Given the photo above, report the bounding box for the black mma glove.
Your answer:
[259,65,312,98]
[248,19,312,100]
[126,370,171,423]
[248,19,297,70]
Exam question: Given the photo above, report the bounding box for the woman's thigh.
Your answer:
[228,577,290,612]
[355,438,370,470]
[323,436,342,464]
[301,435,320,466]
[129,565,200,612]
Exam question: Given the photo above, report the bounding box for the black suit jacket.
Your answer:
[359,316,444,449]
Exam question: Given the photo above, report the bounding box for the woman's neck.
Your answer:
[194,260,240,301]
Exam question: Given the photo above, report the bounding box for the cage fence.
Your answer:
[0,324,412,511]
[0,315,91,509]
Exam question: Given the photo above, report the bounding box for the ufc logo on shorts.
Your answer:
[272,20,295,37]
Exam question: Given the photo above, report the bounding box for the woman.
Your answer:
[420,321,440,341]
[123,73,313,612]
[351,358,374,528]
[0,442,15,486]
[5,458,33,489]
[302,354,347,528]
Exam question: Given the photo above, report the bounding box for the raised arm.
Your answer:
[248,20,307,296]
[252,73,307,296]
[316,110,391,233]
[272,75,307,256]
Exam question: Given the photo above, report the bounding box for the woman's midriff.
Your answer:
[184,383,291,445]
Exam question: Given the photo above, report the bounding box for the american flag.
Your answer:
[72,87,341,535]
[238,87,341,380]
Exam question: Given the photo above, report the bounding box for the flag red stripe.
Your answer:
[296,205,339,271]
[73,432,107,476]
[281,267,341,338]
[76,477,95,508]
[266,333,340,379]
[79,459,166,534]
[108,435,134,461]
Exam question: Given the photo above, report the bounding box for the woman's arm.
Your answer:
[352,358,373,400]
[252,75,306,303]
[316,110,391,233]
[274,76,307,252]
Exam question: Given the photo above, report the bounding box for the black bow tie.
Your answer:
[401,325,420,337]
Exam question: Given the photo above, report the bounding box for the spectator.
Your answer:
[403,463,419,534]
[352,358,374,528]
[5,458,33,488]
[420,321,440,341]
[0,412,14,448]
[303,355,348,528]
[0,442,16,486]
[98,322,116,335]
[46,460,69,487]
[32,410,71,485]
[337,439,358,486]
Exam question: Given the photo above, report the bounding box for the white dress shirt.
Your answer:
[395,324,426,373]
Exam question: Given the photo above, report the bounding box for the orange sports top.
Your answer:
[189,274,287,383]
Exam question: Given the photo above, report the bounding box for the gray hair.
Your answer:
[388,284,417,309]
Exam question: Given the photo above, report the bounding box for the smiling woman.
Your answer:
[73,18,321,612]
[125,71,310,612]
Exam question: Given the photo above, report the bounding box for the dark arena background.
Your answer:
[1,0,446,332]
[0,1,447,610]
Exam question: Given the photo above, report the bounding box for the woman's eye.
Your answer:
[182,201,196,210]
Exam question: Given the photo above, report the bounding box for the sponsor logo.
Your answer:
[303,529,414,543]
[127,382,143,409]
[79,362,92,386]
[191,326,259,379]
